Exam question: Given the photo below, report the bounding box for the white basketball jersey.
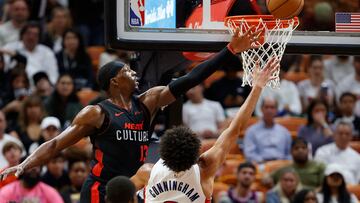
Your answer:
[145,159,208,203]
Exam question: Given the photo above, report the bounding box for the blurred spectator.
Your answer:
[0,162,64,203]
[28,116,61,154]
[317,163,358,203]
[255,68,302,117]
[3,21,59,85]
[56,29,94,90]
[0,53,8,107]
[99,49,133,69]
[1,67,29,111]
[183,84,225,139]
[0,0,29,47]
[43,6,72,53]
[334,92,360,138]
[292,189,318,203]
[32,71,53,100]
[244,97,292,163]
[61,154,89,203]
[266,169,303,203]
[218,162,264,203]
[298,56,336,112]
[270,138,325,189]
[105,176,137,203]
[336,56,360,117]
[45,74,83,128]
[0,50,27,107]
[300,1,335,31]
[0,141,22,188]
[314,121,360,185]
[16,95,45,153]
[205,56,251,112]
[68,0,104,45]
[297,99,333,155]
[0,110,24,169]
[324,56,354,85]
[41,152,70,191]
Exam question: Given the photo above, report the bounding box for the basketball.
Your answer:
[267,0,304,19]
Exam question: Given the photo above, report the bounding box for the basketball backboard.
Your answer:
[105,0,360,55]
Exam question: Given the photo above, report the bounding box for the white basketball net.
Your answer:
[226,17,299,88]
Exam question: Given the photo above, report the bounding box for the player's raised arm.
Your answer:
[199,58,280,179]
[140,27,261,115]
[0,105,104,181]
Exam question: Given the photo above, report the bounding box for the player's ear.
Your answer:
[110,77,119,87]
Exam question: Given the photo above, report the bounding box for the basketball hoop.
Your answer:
[224,15,299,88]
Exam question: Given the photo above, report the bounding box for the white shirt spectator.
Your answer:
[297,79,336,109]
[314,143,360,184]
[324,56,354,85]
[255,79,302,117]
[3,41,59,85]
[0,21,20,47]
[182,99,225,135]
[0,134,25,168]
[337,75,360,117]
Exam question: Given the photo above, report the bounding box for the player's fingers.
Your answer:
[251,29,263,38]
[243,26,254,37]
[234,27,240,37]
[15,168,23,178]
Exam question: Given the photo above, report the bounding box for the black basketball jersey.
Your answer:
[89,97,151,182]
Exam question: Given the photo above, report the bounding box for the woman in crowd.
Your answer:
[298,99,333,155]
[16,95,46,153]
[292,189,318,203]
[45,74,83,128]
[266,168,303,203]
[56,29,94,90]
[317,164,358,203]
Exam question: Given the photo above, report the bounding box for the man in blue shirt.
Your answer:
[244,97,292,163]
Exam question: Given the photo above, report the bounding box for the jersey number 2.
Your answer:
[140,145,149,162]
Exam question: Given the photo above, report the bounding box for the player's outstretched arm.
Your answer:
[130,163,154,190]
[140,27,261,115]
[0,105,104,181]
[199,58,279,179]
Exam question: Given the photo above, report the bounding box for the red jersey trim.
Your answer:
[91,181,101,203]
[92,149,104,177]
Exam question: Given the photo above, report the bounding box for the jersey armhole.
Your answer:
[95,103,110,136]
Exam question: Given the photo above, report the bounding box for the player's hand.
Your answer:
[0,164,25,181]
[228,26,261,53]
[252,58,279,88]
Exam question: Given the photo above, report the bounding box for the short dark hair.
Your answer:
[106,176,135,203]
[97,61,125,91]
[340,92,357,102]
[20,21,42,40]
[291,137,308,149]
[293,189,317,203]
[2,141,22,155]
[237,162,256,173]
[159,126,201,173]
[309,55,323,65]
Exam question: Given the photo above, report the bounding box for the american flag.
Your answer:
[335,13,360,32]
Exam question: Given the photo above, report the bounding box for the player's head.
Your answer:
[97,61,138,93]
[236,162,256,188]
[105,176,137,203]
[160,126,201,173]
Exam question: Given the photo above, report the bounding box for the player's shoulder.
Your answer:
[74,105,104,124]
